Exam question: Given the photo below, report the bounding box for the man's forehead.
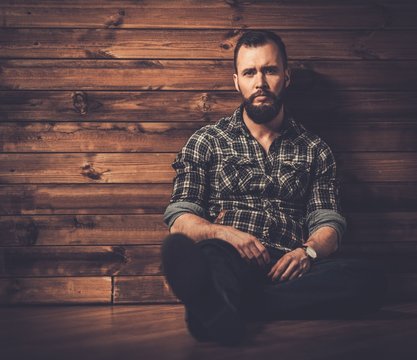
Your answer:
[236,42,283,70]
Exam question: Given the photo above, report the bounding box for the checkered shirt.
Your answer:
[168,104,343,251]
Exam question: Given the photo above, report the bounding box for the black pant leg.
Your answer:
[251,256,387,320]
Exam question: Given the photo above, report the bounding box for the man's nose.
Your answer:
[255,72,268,89]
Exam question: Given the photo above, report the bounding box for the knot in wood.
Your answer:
[199,93,211,113]
[72,91,88,115]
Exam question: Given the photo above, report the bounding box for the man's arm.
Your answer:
[304,141,347,255]
[268,141,346,282]
[164,130,270,267]
[170,213,270,268]
[304,226,338,259]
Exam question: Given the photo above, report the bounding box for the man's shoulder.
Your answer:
[187,113,235,142]
[290,120,333,154]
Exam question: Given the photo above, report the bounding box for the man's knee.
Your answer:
[197,238,239,258]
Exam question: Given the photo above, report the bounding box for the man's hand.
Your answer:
[214,225,270,268]
[267,248,311,282]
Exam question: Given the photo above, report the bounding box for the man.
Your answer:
[161,30,386,345]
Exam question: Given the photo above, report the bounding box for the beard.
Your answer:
[243,87,286,124]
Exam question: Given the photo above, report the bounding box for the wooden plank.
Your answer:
[344,212,417,243]
[0,214,168,246]
[335,153,417,182]
[2,29,417,60]
[0,184,172,215]
[342,183,417,212]
[1,91,416,123]
[114,276,178,304]
[0,153,416,183]
[339,243,417,273]
[0,90,232,122]
[1,212,416,247]
[1,0,416,29]
[114,274,417,304]
[310,123,417,152]
[1,121,417,152]
[0,245,161,276]
[0,122,198,153]
[0,183,416,215]
[0,277,111,304]
[0,153,176,184]
[1,60,417,91]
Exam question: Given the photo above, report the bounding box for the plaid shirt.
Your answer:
[167,104,343,251]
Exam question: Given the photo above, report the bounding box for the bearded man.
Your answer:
[161,30,386,345]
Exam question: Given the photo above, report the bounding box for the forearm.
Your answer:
[170,212,220,242]
[304,226,339,259]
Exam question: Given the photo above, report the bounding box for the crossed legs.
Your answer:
[161,234,387,344]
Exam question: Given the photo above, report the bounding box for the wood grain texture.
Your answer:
[1,91,416,123]
[0,214,168,246]
[1,60,416,91]
[0,245,162,276]
[0,153,176,183]
[0,153,415,183]
[341,183,417,212]
[3,305,417,360]
[1,121,417,152]
[2,29,417,60]
[0,184,172,215]
[2,0,416,29]
[114,276,178,304]
[0,277,111,304]
[1,213,416,247]
[1,183,417,215]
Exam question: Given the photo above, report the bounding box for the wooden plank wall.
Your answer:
[0,0,416,304]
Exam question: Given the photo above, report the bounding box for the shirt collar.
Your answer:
[227,104,304,140]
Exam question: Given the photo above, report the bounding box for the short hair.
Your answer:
[233,30,288,73]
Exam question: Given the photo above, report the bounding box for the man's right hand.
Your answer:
[213,225,271,268]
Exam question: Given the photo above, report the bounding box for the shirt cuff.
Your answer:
[163,201,206,229]
[305,209,347,250]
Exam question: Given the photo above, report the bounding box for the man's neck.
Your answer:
[242,106,285,143]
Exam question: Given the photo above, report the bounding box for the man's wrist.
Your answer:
[300,244,318,261]
[211,223,227,240]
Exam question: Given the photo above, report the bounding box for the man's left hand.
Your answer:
[267,248,311,282]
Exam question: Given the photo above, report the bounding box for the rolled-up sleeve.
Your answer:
[163,129,212,228]
[305,142,346,247]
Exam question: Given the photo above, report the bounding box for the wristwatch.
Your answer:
[301,245,318,260]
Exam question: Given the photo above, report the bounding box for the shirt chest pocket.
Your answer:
[277,159,311,201]
[215,156,273,196]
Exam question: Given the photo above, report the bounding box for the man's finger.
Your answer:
[247,244,266,267]
[289,268,303,281]
[241,245,257,264]
[277,260,299,282]
[269,256,291,280]
[254,241,270,265]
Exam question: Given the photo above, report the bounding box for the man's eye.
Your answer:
[265,68,278,74]
[243,70,255,76]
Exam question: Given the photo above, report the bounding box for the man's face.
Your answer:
[233,41,290,124]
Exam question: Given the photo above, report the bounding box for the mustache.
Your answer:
[249,90,276,102]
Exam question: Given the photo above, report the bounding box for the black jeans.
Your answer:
[195,238,387,320]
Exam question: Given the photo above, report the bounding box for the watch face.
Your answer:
[306,246,317,259]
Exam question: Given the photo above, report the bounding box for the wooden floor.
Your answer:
[1,302,417,360]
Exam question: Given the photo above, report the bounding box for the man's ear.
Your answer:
[233,73,240,92]
[284,68,291,88]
